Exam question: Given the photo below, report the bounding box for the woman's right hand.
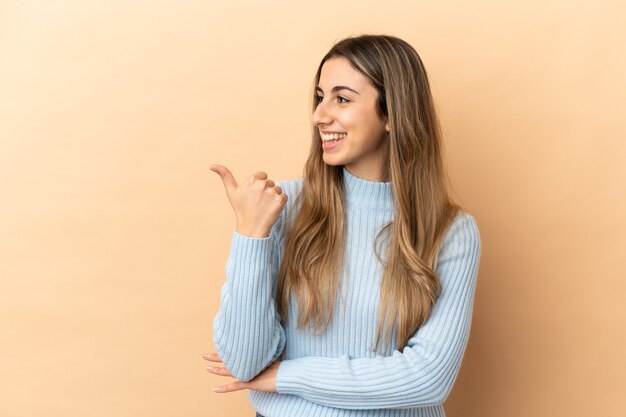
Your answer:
[210,164,288,238]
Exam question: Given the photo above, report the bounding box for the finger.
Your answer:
[214,380,248,393]
[210,164,238,194]
[251,171,268,181]
[265,179,275,188]
[272,185,282,194]
[203,356,224,364]
[202,353,219,360]
[206,366,234,377]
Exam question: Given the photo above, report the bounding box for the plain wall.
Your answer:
[1,1,624,416]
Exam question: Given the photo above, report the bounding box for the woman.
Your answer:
[205,34,481,417]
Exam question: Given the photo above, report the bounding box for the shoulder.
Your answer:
[269,177,304,241]
[438,211,482,262]
[446,211,480,242]
[275,177,304,216]
[432,211,482,290]
[275,177,304,201]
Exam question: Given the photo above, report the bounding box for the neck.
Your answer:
[342,166,393,211]
[344,165,388,182]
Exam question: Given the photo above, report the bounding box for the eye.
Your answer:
[314,95,350,105]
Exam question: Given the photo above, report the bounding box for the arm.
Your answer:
[275,212,481,409]
[212,196,287,382]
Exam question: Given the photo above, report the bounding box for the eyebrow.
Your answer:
[315,85,360,95]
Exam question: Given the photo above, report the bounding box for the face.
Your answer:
[313,57,390,182]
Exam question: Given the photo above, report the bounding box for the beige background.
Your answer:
[1,1,624,416]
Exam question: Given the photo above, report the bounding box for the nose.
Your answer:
[312,98,332,127]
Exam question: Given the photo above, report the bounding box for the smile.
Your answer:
[321,133,347,143]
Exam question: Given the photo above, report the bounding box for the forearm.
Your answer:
[276,212,481,409]
[275,302,473,409]
[276,347,454,409]
[213,231,286,381]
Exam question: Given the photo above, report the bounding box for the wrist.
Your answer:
[235,225,270,238]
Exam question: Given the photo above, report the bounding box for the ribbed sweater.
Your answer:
[213,166,482,417]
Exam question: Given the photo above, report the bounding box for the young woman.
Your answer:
[204,34,481,417]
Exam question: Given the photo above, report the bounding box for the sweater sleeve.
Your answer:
[275,212,481,409]
[212,191,287,382]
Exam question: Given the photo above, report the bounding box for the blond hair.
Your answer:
[277,35,462,353]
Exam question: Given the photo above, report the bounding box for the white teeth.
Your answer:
[321,133,347,142]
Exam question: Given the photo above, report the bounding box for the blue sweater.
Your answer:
[213,166,482,417]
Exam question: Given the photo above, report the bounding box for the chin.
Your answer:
[322,156,343,167]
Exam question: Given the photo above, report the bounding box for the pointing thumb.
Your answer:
[210,164,238,194]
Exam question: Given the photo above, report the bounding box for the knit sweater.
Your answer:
[213,166,482,417]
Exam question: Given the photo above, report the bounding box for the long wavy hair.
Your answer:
[276,34,462,354]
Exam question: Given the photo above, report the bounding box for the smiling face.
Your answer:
[313,57,390,182]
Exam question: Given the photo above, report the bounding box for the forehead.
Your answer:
[318,57,372,91]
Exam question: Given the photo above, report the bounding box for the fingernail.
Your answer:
[206,366,214,371]
[214,387,224,393]
[202,354,209,359]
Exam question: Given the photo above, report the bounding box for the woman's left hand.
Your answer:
[202,352,280,393]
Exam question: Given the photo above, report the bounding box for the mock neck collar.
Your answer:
[342,166,393,211]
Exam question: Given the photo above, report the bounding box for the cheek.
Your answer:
[340,112,357,128]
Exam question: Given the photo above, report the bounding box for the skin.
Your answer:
[314,56,390,182]
[209,166,287,239]
[202,352,280,393]
[204,57,393,394]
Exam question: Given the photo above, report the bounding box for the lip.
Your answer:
[320,131,347,134]
[321,135,345,151]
